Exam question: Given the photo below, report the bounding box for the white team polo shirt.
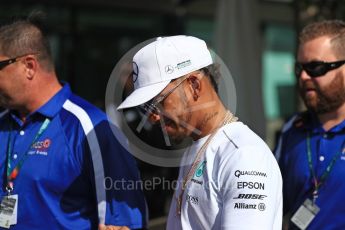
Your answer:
[167,122,282,230]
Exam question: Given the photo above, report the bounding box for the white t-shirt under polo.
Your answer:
[166,122,282,230]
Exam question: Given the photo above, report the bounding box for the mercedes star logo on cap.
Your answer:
[165,65,174,74]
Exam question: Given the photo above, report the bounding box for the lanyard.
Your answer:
[306,132,345,204]
[5,118,50,194]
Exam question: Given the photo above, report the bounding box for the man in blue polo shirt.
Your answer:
[275,20,345,229]
[0,13,147,229]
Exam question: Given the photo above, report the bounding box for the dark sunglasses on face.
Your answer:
[295,60,345,78]
[0,57,18,70]
[0,54,37,71]
[139,75,190,115]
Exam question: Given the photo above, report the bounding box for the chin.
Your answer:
[303,96,318,109]
[169,133,188,144]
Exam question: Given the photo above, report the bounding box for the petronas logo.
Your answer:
[195,161,206,177]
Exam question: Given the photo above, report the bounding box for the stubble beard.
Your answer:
[169,110,192,145]
[300,74,345,114]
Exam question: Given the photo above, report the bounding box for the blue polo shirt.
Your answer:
[275,111,345,230]
[0,84,147,229]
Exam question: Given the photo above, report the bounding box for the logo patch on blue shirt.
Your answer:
[29,138,51,156]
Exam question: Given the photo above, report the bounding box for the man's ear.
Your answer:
[187,73,202,101]
[23,55,37,80]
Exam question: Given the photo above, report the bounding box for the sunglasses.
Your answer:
[140,75,189,114]
[0,57,19,70]
[295,60,345,78]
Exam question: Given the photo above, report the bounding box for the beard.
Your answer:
[163,89,194,145]
[162,110,192,145]
[299,73,345,114]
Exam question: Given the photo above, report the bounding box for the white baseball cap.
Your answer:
[117,35,213,110]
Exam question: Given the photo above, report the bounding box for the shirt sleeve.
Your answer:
[218,146,282,230]
[273,116,297,216]
[87,120,148,229]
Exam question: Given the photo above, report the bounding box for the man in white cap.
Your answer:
[117,35,282,229]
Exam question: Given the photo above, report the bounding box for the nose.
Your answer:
[299,69,312,81]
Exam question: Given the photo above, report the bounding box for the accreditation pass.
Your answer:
[291,198,320,230]
[0,195,18,228]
